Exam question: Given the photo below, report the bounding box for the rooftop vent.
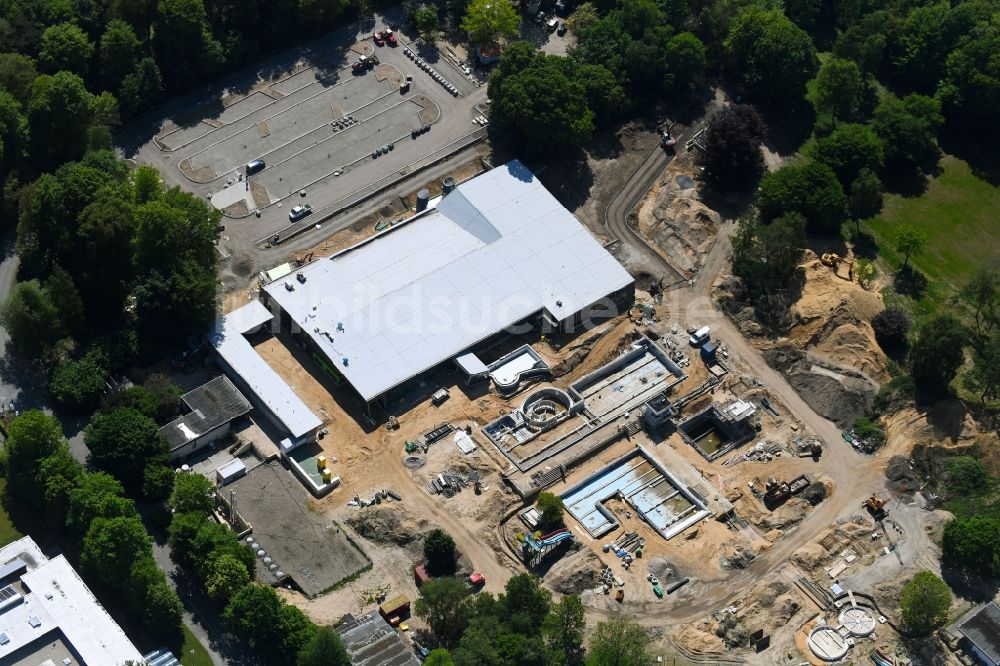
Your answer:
[284,282,294,292]
[296,272,306,283]
[28,615,41,628]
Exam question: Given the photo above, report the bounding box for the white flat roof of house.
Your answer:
[0,537,143,665]
[211,303,322,439]
[262,161,633,402]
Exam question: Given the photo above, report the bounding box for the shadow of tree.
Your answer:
[894,265,928,299]
[939,121,1000,186]
[533,146,595,213]
[759,98,816,157]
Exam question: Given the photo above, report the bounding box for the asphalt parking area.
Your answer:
[150,35,486,234]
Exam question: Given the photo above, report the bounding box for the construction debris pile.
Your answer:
[602,530,646,566]
[842,427,882,454]
[426,469,482,497]
[347,488,402,508]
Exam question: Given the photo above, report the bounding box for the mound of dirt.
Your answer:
[637,160,722,275]
[764,346,880,429]
[346,507,429,548]
[544,548,601,594]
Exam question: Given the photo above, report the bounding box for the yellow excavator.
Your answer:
[820,253,855,281]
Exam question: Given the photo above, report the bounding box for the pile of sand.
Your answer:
[885,402,1000,473]
[764,346,880,429]
[637,165,722,275]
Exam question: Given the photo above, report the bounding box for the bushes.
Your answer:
[536,492,565,532]
[945,457,989,498]
[871,308,911,350]
[942,516,1000,576]
[50,348,109,411]
[852,417,885,447]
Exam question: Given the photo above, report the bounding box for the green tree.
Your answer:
[143,462,175,500]
[871,308,910,349]
[84,407,168,493]
[100,20,143,90]
[423,649,456,666]
[946,456,989,498]
[894,224,927,269]
[66,471,137,534]
[413,5,439,39]
[0,54,39,105]
[44,264,85,338]
[39,23,95,76]
[0,280,66,361]
[731,212,806,299]
[152,0,223,89]
[756,161,848,233]
[297,0,351,25]
[910,314,966,395]
[75,195,136,316]
[939,32,1000,125]
[723,7,818,106]
[543,595,585,665]
[537,492,565,532]
[170,472,214,514]
[223,584,283,647]
[849,168,884,222]
[566,2,599,34]
[663,32,706,93]
[0,411,65,509]
[49,349,109,411]
[415,577,473,649]
[461,0,520,44]
[204,551,251,602]
[142,580,184,634]
[298,626,351,666]
[700,103,766,190]
[37,444,84,527]
[27,71,97,169]
[81,516,152,587]
[813,124,884,187]
[503,574,552,636]
[943,516,1000,576]
[961,262,1000,335]
[119,57,164,118]
[900,571,951,635]
[424,528,457,575]
[575,63,624,126]
[586,616,650,666]
[814,57,862,120]
[0,91,28,178]
[967,335,1000,406]
[872,94,943,173]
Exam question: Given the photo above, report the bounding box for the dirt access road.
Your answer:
[600,151,886,625]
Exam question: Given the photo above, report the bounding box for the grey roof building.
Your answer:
[960,602,1000,666]
[160,375,252,459]
[337,611,421,666]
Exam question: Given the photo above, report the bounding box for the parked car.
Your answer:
[289,204,313,221]
[546,17,558,32]
[557,22,567,36]
[386,29,397,46]
[246,159,265,175]
[534,10,545,23]
[374,31,385,46]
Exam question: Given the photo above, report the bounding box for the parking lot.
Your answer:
[132,23,488,244]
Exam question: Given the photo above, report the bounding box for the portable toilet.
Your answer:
[322,468,333,483]
[316,455,327,470]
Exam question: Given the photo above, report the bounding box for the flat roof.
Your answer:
[0,537,143,665]
[262,160,633,402]
[960,602,1000,665]
[211,302,323,439]
[160,375,252,452]
[337,612,420,666]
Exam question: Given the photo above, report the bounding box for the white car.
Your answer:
[289,204,312,221]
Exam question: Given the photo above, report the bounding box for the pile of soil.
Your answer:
[346,507,429,548]
[764,346,880,429]
[637,161,723,275]
[544,549,601,594]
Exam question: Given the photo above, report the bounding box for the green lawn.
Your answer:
[866,156,1000,294]
[0,480,23,548]
[180,624,214,666]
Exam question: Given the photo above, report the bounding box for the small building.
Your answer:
[378,594,411,624]
[413,564,430,587]
[337,611,420,666]
[476,43,501,65]
[160,375,252,460]
[959,602,1000,666]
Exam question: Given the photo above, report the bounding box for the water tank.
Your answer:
[416,188,430,212]
[442,177,456,194]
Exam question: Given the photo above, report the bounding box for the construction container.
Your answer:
[317,455,327,470]
[322,468,333,482]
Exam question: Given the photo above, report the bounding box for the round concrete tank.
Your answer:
[442,176,456,194]
[839,607,876,637]
[807,626,849,662]
[416,188,430,211]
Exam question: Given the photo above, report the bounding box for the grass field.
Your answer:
[180,624,214,666]
[0,480,23,547]
[866,156,1000,294]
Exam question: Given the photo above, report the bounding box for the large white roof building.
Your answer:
[261,161,634,403]
[0,536,143,665]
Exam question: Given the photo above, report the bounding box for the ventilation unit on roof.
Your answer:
[284,282,294,292]
[0,584,23,614]
[296,272,306,283]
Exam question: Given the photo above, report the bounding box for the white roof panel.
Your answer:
[262,161,633,401]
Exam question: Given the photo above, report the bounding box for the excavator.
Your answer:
[820,252,855,281]
[863,495,887,519]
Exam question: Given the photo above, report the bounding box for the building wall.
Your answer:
[169,423,233,461]
[966,641,1000,666]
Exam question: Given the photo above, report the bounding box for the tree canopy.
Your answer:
[700,104,766,190]
[461,0,520,44]
[909,314,966,395]
[84,407,168,492]
[586,616,650,666]
[756,162,848,233]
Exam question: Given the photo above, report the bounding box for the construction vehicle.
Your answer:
[864,495,887,518]
[352,54,379,72]
[820,252,855,280]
